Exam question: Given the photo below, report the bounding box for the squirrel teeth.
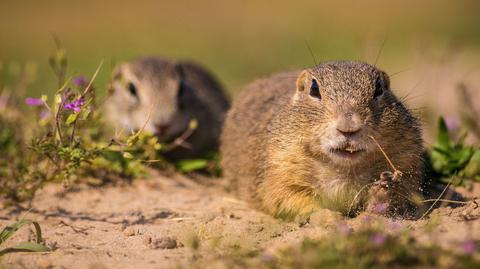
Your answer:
[343,146,357,153]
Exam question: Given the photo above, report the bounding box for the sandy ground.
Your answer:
[0,170,479,269]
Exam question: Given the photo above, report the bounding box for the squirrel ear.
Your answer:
[379,70,390,90]
[295,70,312,92]
[174,64,187,109]
[174,63,185,80]
[111,64,124,81]
[108,65,124,96]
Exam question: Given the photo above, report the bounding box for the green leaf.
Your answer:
[435,117,452,151]
[453,147,474,167]
[0,242,49,256]
[430,149,449,175]
[123,152,134,159]
[66,113,78,125]
[127,135,139,147]
[81,109,91,120]
[463,150,480,178]
[0,219,49,256]
[0,219,42,244]
[176,159,208,173]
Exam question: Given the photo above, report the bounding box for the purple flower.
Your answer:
[72,76,88,87]
[388,221,402,232]
[63,98,85,113]
[0,96,7,109]
[362,215,373,224]
[373,203,388,214]
[445,116,459,132]
[25,97,44,106]
[39,110,51,120]
[462,240,477,255]
[372,203,388,214]
[370,233,386,246]
[336,223,352,235]
[261,251,275,262]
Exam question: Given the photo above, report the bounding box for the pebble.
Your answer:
[122,226,136,236]
[143,235,152,246]
[149,236,179,249]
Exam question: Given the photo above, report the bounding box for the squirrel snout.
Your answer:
[335,113,362,137]
[336,127,361,137]
[155,123,171,136]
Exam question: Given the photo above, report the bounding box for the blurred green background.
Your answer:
[1,0,479,96]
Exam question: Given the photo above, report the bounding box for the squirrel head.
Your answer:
[107,57,191,140]
[291,61,417,167]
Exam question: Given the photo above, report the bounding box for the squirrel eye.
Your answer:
[374,78,384,99]
[309,79,321,99]
[127,82,137,97]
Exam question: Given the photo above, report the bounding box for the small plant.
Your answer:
[0,57,155,203]
[0,46,173,203]
[428,116,480,186]
[175,152,222,176]
[187,221,479,269]
[0,219,49,256]
[266,227,478,269]
[0,45,221,205]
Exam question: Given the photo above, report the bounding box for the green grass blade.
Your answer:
[0,242,49,256]
[0,219,49,256]
[31,221,43,244]
[436,116,452,151]
[176,159,208,172]
[0,219,34,244]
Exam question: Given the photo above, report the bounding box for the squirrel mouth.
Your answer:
[329,145,365,160]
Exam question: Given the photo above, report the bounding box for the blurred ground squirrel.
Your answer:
[107,56,230,160]
[221,61,424,219]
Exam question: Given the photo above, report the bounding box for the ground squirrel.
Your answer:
[106,57,230,159]
[221,61,424,219]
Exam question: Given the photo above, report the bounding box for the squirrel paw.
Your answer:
[365,171,397,215]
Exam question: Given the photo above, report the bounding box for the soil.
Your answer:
[1,171,479,269]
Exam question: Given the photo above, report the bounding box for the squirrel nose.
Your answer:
[336,113,362,137]
[336,127,361,137]
[155,123,170,136]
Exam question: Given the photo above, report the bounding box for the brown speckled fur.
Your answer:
[221,61,424,219]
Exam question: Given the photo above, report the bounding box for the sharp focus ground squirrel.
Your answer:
[221,61,424,219]
[106,56,230,160]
